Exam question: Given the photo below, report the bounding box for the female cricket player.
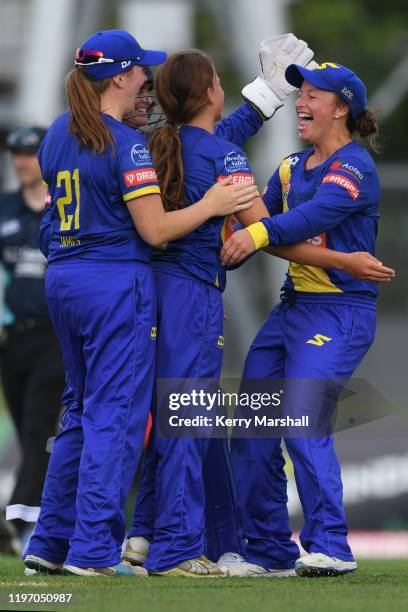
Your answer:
[124,52,393,577]
[22,30,257,578]
[221,62,394,576]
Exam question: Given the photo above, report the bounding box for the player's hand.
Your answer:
[204,177,257,217]
[242,33,315,119]
[260,34,315,100]
[220,229,257,266]
[342,252,396,282]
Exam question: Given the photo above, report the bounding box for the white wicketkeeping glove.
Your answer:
[242,33,317,120]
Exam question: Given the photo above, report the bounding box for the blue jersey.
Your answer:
[39,112,160,263]
[153,102,261,290]
[262,141,380,304]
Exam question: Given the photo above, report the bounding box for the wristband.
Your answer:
[246,222,269,250]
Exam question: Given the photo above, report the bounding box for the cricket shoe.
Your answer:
[151,555,229,577]
[63,561,148,577]
[24,555,63,574]
[217,553,268,577]
[122,536,150,566]
[217,553,296,577]
[295,553,357,577]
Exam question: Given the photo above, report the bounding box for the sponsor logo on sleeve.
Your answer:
[289,155,299,167]
[131,143,152,167]
[322,173,360,200]
[217,173,254,185]
[123,168,158,188]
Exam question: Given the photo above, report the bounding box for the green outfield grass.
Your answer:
[1,556,408,612]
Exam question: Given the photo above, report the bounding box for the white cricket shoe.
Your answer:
[122,536,150,566]
[24,554,63,574]
[295,553,357,577]
[217,553,268,576]
[217,553,296,577]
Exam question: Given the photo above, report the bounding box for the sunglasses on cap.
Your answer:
[75,48,141,66]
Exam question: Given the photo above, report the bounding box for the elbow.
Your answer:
[140,228,165,246]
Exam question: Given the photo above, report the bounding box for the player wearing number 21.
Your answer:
[24,29,256,577]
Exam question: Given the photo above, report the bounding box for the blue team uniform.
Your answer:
[26,112,159,568]
[129,103,262,572]
[231,141,379,567]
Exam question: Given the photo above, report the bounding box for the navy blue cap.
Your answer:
[76,30,167,81]
[285,62,367,119]
[6,126,47,154]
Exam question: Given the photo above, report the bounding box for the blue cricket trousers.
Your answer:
[26,262,156,567]
[230,299,376,568]
[129,269,241,572]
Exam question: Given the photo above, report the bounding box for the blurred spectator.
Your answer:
[0,126,65,552]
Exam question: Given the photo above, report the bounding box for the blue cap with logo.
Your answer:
[285,62,367,119]
[75,29,167,81]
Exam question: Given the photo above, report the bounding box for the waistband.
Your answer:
[153,261,222,291]
[280,288,376,310]
[47,259,152,270]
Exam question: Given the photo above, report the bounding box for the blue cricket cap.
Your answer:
[76,30,167,81]
[285,62,367,119]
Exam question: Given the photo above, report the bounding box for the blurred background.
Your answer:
[0,0,406,557]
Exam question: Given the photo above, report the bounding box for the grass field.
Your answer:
[1,556,407,612]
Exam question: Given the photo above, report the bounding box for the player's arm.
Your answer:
[265,244,395,282]
[215,34,315,147]
[232,176,395,281]
[127,178,257,246]
[118,137,257,245]
[221,164,371,265]
[215,102,263,147]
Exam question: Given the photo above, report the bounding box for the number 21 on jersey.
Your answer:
[57,169,80,231]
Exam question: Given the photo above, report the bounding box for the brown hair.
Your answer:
[66,67,114,154]
[346,108,380,153]
[336,93,380,154]
[149,50,215,211]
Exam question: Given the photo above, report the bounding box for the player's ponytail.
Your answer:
[149,123,184,212]
[66,67,114,154]
[149,50,215,211]
[347,108,380,154]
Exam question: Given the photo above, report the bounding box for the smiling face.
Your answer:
[125,80,155,128]
[120,65,149,117]
[295,81,349,145]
